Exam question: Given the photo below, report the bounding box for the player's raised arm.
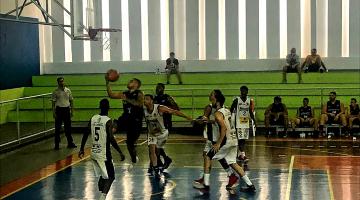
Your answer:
[105,75,125,99]
[158,105,192,121]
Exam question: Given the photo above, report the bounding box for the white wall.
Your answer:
[1,0,359,73]
[44,57,359,74]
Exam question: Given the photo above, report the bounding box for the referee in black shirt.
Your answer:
[106,77,144,164]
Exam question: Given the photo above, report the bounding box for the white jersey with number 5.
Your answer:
[90,115,110,161]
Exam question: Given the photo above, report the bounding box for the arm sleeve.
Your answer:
[68,89,74,101]
[52,91,57,102]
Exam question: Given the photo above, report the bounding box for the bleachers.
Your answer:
[5,71,360,126]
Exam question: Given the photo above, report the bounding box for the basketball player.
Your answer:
[348,98,360,137]
[106,77,144,164]
[319,92,347,136]
[265,96,289,137]
[291,98,318,135]
[153,83,179,169]
[165,52,183,84]
[144,94,192,178]
[78,99,125,200]
[230,86,256,163]
[195,90,256,194]
[193,90,239,190]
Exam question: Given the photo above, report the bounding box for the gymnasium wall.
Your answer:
[0,16,40,89]
[1,0,359,74]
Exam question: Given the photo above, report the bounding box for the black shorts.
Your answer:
[286,66,299,73]
[326,115,339,124]
[116,115,143,133]
[306,64,325,72]
[351,118,360,125]
[270,115,285,126]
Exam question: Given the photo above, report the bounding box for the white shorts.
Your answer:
[148,132,168,148]
[236,128,249,140]
[203,140,213,152]
[207,143,237,165]
[91,158,113,179]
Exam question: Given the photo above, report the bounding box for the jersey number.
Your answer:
[94,127,100,141]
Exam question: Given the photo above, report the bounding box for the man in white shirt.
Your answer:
[283,48,302,83]
[52,77,76,150]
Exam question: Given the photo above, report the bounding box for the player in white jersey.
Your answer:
[195,90,256,194]
[79,99,125,200]
[144,94,192,178]
[230,86,256,163]
[193,91,239,189]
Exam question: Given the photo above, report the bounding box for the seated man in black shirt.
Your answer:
[265,96,288,136]
[348,98,360,136]
[165,52,183,84]
[319,92,346,136]
[291,98,318,133]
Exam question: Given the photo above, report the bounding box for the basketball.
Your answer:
[106,69,120,82]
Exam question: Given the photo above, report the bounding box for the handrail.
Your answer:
[1,86,359,103]
[25,87,359,92]
[0,93,52,104]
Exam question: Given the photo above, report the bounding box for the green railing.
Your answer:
[0,93,52,149]
[0,87,358,149]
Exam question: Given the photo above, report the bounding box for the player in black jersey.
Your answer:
[319,92,347,136]
[106,78,144,164]
[265,96,288,137]
[153,83,179,169]
[291,98,318,134]
[79,99,125,200]
[348,98,360,136]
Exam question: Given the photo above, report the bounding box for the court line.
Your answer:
[327,169,335,200]
[151,180,177,197]
[0,138,125,199]
[285,155,295,200]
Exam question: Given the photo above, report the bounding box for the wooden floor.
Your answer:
[0,134,359,199]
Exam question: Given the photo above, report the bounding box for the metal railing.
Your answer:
[0,87,358,149]
[0,93,53,149]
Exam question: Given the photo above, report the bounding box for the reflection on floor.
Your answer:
[1,136,360,200]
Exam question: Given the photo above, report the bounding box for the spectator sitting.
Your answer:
[291,98,318,136]
[165,52,183,85]
[265,96,288,136]
[348,98,360,137]
[283,48,302,84]
[319,92,347,137]
[301,48,328,73]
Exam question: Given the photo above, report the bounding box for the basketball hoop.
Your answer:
[88,28,121,50]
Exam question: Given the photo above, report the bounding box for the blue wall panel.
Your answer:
[0,16,40,90]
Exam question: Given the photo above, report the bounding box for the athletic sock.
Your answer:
[241,175,253,186]
[204,173,210,186]
[240,151,246,158]
[199,171,204,179]
[225,167,233,176]
[99,193,107,200]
